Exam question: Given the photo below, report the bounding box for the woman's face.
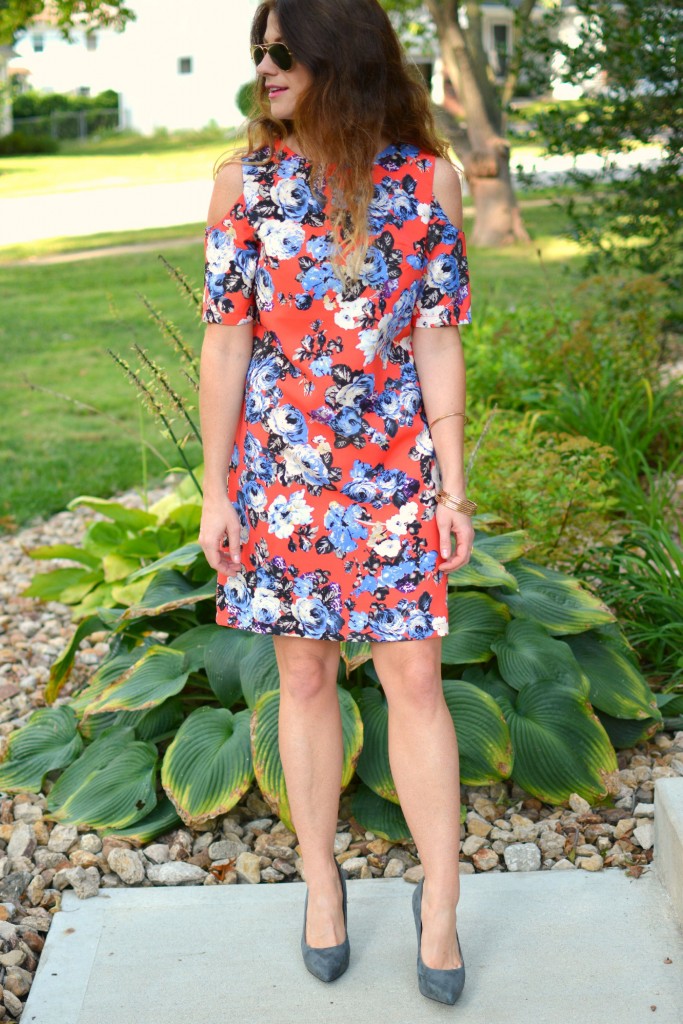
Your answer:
[256,10,313,121]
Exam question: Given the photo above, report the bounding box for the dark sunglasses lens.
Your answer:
[252,45,265,65]
[270,43,293,71]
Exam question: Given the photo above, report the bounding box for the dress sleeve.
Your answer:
[411,195,471,329]
[201,185,259,326]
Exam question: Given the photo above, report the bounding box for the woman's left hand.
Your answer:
[435,505,475,574]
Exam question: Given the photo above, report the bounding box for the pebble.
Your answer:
[107,848,145,886]
[504,843,541,872]
[0,482,679,1018]
[146,862,208,886]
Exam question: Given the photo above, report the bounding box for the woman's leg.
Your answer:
[371,636,462,969]
[274,635,346,948]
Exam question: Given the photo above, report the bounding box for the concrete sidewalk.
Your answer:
[0,145,664,249]
[22,779,683,1024]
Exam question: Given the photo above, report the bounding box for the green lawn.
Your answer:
[0,204,584,532]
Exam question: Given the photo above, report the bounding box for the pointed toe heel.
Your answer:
[412,877,466,1005]
[301,859,350,983]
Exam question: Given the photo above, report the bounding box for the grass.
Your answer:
[0,128,546,200]
[0,203,583,533]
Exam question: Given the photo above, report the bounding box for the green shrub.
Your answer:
[0,131,59,155]
[0,476,660,842]
[236,81,257,118]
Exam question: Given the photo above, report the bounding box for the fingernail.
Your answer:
[233,554,240,563]
[441,548,449,556]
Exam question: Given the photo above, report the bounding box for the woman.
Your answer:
[198,0,473,1006]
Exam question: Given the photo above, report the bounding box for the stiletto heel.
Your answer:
[301,859,350,982]
[412,877,466,1005]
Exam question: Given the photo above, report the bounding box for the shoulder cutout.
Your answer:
[206,158,244,228]
[432,156,464,229]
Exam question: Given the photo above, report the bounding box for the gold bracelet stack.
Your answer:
[428,411,469,429]
[436,490,478,516]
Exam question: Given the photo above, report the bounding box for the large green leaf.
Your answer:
[69,650,140,718]
[45,614,107,703]
[563,630,660,721]
[127,542,205,581]
[496,679,618,804]
[461,664,519,707]
[80,697,185,745]
[492,559,615,634]
[67,496,158,531]
[47,728,158,830]
[240,637,280,708]
[448,547,519,590]
[81,645,191,719]
[169,623,223,672]
[350,783,412,842]
[81,521,125,558]
[355,687,397,803]
[27,544,101,569]
[595,710,661,750]
[443,679,513,784]
[100,796,181,843]
[161,707,253,828]
[120,570,215,619]
[473,529,531,563]
[0,706,83,792]
[442,591,510,665]
[204,628,252,708]
[21,567,97,603]
[341,641,373,675]
[492,620,588,694]
[251,686,363,832]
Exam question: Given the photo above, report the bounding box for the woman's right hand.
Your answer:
[199,496,243,576]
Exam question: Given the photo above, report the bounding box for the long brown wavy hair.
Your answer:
[228,0,451,280]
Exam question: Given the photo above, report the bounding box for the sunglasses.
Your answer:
[250,42,294,71]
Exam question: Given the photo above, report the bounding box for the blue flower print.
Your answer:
[299,261,341,300]
[271,177,314,221]
[425,254,460,295]
[267,489,313,539]
[293,573,318,598]
[307,234,333,261]
[221,575,253,629]
[369,607,407,641]
[360,246,389,289]
[267,404,309,444]
[293,597,331,639]
[331,407,363,438]
[324,502,370,556]
[260,220,305,262]
[249,352,284,392]
[243,479,268,516]
[255,266,275,311]
[252,586,281,626]
[404,607,434,640]
[310,354,333,377]
[281,444,331,489]
[245,388,274,423]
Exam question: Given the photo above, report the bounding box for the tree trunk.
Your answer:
[426,0,534,247]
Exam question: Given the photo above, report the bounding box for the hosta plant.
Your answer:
[0,483,661,843]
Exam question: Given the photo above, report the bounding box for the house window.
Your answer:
[492,24,510,77]
[85,32,98,51]
[78,86,91,98]
[33,33,45,53]
[178,57,193,75]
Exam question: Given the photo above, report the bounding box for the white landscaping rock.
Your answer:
[7,822,36,861]
[107,848,145,885]
[634,802,655,818]
[568,793,592,814]
[143,844,171,865]
[47,824,79,854]
[235,851,262,884]
[146,862,208,886]
[633,823,655,850]
[503,842,541,872]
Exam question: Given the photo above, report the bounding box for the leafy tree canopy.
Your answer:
[0,1,135,46]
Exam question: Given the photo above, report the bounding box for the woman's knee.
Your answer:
[274,637,340,702]
[372,642,443,712]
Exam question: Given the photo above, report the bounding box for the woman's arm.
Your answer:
[411,156,473,574]
[198,161,255,577]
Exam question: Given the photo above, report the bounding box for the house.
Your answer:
[8,0,261,134]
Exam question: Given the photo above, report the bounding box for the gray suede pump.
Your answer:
[301,860,350,982]
[412,877,466,1005]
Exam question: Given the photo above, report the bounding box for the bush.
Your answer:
[0,131,59,155]
[236,81,257,118]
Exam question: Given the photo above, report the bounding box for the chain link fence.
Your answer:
[12,107,120,141]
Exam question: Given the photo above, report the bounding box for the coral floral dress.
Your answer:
[201,139,471,642]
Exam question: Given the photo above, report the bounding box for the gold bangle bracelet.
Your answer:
[435,490,478,516]
[428,412,470,430]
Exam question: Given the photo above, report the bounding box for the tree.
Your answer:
[0,1,134,45]
[382,0,540,246]
[533,0,682,291]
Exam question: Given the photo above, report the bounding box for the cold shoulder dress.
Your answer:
[201,139,471,642]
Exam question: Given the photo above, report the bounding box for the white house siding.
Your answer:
[9,0,262,133]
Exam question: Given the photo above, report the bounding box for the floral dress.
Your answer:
[201,139,471,642]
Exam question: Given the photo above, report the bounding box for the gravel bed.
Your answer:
[0,487,681,1021]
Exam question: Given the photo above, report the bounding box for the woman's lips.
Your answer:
[268,87,288,98]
